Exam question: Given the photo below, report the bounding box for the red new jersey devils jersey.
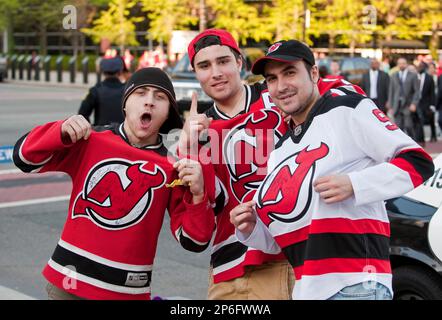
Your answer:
[13,121,214,300]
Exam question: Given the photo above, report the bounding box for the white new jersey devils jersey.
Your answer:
[239,89,434,299]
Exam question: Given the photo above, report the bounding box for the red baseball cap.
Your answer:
[188,29,241,67]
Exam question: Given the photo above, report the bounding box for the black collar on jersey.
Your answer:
[118,123,164,150]
[212,84,251,120]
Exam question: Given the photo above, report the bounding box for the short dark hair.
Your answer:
[193,35,242,62]
[303,61,314,81]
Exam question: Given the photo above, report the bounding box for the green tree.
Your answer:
[140,0,199,42]
[82,0,142,52]
[206,0,271,45]
[0,0,20,53]
[261,0,305,43]
[370,0,441,57]
[408,0,442,58]
[312,0,372,55]
[4,0,67,55]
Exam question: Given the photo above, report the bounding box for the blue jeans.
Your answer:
[327,282,392,300]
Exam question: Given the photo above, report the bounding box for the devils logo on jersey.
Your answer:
[257,143,329,226]
[223,109,283,203]
[72,159,166,230]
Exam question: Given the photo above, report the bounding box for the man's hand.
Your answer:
[229,200,257,237]
[313,174,354,204]
[409,104,417,113]
[173,158,205,204]
[61,115,92,144]
[178,92,212,155]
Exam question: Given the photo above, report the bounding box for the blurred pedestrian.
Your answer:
[325,60,345,80]
[123,49,135,72]
[78,57,125,126]
[381,57,391,74]
[437,74,442,135]
[387,57,421,144]
[319,65,329,78]
[117,55,131,83]
[417,62,437,142]
[361,59,390,113]
[137,50,152,70]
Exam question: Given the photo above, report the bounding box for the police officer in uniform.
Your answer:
[78,57,125,126]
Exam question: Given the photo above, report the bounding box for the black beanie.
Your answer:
[122,67,183,134]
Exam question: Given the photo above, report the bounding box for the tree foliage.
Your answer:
[2,0,441,54]
[140,0,199,42]
[81,0,142,50]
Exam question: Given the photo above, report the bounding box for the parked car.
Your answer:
[0,55,7,82]
[168,48,265,116]
[387,154,442,300]
[317,57,370,86]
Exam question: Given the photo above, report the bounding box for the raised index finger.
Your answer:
[189,91,199,116]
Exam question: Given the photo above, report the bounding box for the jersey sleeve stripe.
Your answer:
[390,148,435,187]
[13,134,49,173]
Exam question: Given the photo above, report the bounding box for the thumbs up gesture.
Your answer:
[178,92,212,156]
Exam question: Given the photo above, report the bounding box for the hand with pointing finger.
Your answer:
[61,115,92,144]
[178,92,212,156]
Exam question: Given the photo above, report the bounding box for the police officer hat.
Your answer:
[100,57,124,74]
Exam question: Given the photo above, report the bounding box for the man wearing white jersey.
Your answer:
[230,40,435,300]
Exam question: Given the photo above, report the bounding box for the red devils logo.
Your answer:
[72,159,166,230]
[267,42,282,54]
[223,109,284,203]
[257,143,329,226]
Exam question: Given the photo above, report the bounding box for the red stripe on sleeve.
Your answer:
[390,148,432,187]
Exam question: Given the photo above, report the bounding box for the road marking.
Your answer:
[0,195,69,209]
[0,285,36,300]
[0,168,21,175]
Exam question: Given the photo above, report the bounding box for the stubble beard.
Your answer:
[286,83,317,119]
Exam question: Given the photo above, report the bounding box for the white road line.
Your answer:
[0,168,22,175]
[0,195,70,209]
[0,285,36,300]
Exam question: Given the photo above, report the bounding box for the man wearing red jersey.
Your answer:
[178,30,365,300]
[13,68,215,300]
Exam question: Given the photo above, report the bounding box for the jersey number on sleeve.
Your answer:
[372,109,399,131]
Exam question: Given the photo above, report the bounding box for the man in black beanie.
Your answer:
[13,67,215,300]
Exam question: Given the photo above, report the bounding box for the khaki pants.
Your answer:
[208,260,295,300]
[46,283,84,300]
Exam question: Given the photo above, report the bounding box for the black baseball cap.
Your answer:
[251,40,315,75]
